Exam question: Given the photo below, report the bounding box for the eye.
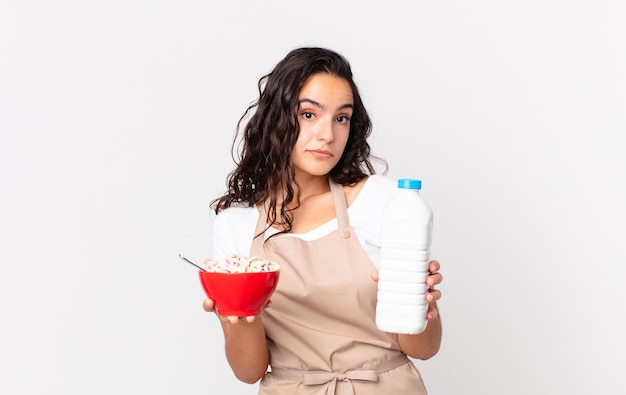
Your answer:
[336,115,351,124]
[301,111,314,120]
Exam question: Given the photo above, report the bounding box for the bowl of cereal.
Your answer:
[198,255,280,316]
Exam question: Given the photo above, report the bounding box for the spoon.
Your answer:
[178,253,207,272]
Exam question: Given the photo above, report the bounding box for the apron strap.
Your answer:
[251,202,267,253]
[329,181,350,230]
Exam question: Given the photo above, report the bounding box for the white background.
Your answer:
[2,1,625,394]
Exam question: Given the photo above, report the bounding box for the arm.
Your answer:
[397,301,442,360]
[203,300,269,383]
[372,259,443,360]
[206,209,269,383]
[398,259,443,359]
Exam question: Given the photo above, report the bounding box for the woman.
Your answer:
[203,47,442,394]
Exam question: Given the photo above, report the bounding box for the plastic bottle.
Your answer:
[375,178,434,334]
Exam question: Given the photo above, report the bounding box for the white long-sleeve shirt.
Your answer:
[211,175,399,269]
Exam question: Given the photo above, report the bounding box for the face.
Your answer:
[291,73,354,181]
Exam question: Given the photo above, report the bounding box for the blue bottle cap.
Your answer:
[398,178,422,189]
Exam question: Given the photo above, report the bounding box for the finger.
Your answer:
[370,270,380,282]
[426,289,441,303]
[428,260,440,273]
[245,315,256,323]
[426,307,439,321]
[202,298,215,312]
[227,316,239,324]
[427,272,443,287]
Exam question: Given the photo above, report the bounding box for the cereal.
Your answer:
[203,255,280,273]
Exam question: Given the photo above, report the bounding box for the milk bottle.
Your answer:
[375,179,433,334]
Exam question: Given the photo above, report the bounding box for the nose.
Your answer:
[317,118,334,143]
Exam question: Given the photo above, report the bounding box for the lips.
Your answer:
[308,149,333,158]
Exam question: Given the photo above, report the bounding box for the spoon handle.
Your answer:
[178,253,207,272]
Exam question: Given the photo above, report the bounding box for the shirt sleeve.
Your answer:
[347,174,399,269]
[211,205,258,260]
[211,212,234,261]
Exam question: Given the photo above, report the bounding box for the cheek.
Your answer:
[292,134,304,151]
[294,127,313,148]
[338,130,350,150]
[290,139,304,163]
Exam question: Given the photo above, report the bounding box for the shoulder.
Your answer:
[346,175,399,223]
[344,174,396,207]
[213,203,259,229]
[353,174,397,206]
[364,174,397,192]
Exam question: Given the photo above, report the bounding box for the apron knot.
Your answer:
[269,355,410,394]
[301,369,379,395]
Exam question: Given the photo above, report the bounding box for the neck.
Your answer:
[294,175,331,200]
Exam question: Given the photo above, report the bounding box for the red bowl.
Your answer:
[199,270,280,316]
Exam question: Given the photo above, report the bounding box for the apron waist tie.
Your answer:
[269,354,410,395]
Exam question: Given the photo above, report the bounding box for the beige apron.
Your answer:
[250,181,428,395]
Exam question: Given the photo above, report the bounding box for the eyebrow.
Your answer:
[298,98,354,111]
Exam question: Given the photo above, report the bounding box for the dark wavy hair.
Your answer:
[211,47,386,232]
